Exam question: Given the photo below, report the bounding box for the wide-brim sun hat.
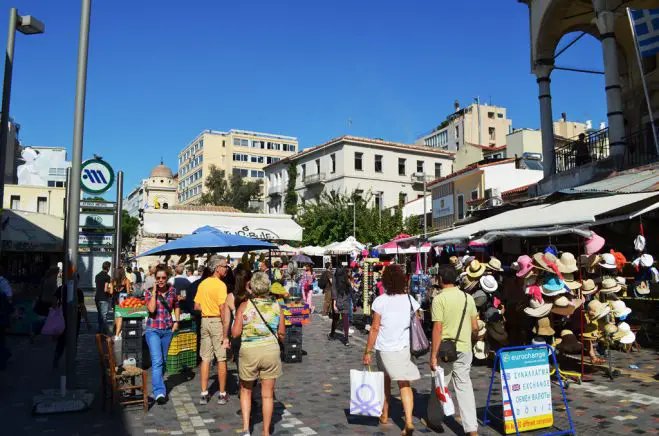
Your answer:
[487,320,508,343]
[587,299,610,320]
[532,317,555,336]
[480,275,498,293]
[599,277,622,294]
[461,276,479,293]
[486,257,504,272]
[609,300,632,318]
[533,252,565,274]
[558,252,578,273]
[636,281,651,295]
[473,339,490,360]
[541,275,567,296]
[551,298,584,317]
[552,296,569,307]
[524,299,553,318]
[477,319,487,337]
[599,252,617,270]
[581,279,599,295]
[557,330,582,354]
[613,322,636,344]
[562,273,582,291]
[466,259,487,279]
[640,254,654,268]
[516,255,535,278]
[584,231,605,255]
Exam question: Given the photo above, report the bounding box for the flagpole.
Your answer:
[627,8,659,155]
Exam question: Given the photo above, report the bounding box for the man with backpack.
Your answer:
[319,263,333,316]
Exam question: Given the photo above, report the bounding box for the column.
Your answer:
[535,63,555,177]
[594,3,625,158]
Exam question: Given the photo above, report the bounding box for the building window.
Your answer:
[250,170,264,178]
[266,156,280,164]
[354,152,363,171]
[37,196,48,213]
[222,140,226,147]
[471,190,478,201]
[234,138,249,147]
[434,162,442,178]
[253,140,265,149]
[315,159,320,174]
[457,194,465,220]
[250,155,264,163]
[233,153,248,162]
[488,111,495,119]
[374,192,382,211]
[374,155,382,173]
[330,154,336,173]
[10,195,20,209]
[398,158,406,176]
[398,192,407,207]
[416,160,424,174]
[485,189,492,199]
[301,164,306,180]
[232,168,248,177]
[497,113,503,119]
[489,127,496,141]
[456,141,460,151]
[354,189,363,200]
[455,126,459,138]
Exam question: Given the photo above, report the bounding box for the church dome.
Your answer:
[149,162,174,179]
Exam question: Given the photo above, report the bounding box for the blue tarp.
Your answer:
[135,225,277,257]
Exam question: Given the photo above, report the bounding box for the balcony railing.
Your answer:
[304,172,327,186]
[268,184,283,196]
[554,126,658,174]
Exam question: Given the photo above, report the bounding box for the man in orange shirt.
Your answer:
[194,255,231,405]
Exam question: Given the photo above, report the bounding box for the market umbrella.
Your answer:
[378,233,431,254]
[293,254,313,265]
[135,225,277,257]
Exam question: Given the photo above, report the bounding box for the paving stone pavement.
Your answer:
[1,294,658,435]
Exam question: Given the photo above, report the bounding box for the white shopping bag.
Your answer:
[433,368,455,417]
[350,369,385,417]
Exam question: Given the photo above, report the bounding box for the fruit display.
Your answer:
[119,297,145,309]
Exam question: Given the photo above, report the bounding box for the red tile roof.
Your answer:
[427,158,516,188]
[502,184,533,198]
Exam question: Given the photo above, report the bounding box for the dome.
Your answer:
[149,162,173,179]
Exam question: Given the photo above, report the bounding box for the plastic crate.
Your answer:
[168,331,197,356]
[283,349,302,363]
[166,350,197,374]
[123,336,142,351]
[124,318,143,327]
[283,341,302,351]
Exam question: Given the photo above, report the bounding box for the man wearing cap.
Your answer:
[194,256,231,405]
[430,265,479,436]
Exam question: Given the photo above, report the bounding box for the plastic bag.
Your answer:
[350,369,384,417]
[433,368,455,417]
[41,306,65,336]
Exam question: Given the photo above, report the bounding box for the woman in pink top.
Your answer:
[299,264,315,311]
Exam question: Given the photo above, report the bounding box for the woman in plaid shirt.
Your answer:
[145,264,180,404]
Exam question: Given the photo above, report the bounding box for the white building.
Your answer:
[16,146,71,187]
[264,136,455,214]
[125,162,178,218]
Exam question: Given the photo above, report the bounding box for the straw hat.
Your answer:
[480,275,498,293]
[601,321,618,335]
[460,276,478,293]
[532,317,555,336]
[599,277,621,295]
[552,296,569,307]
[524,298,553,318]
[587,299,610,320]
[473,339,490,360]
[472,289,488,308]
[449,256,463,271]
[580,254,601,274]
[636,280,651,296]
[582,319,601,340]
[486,257,504,272]
[558,252,578,273]
[609,300,632,318]
[466,259,486,279]
[551,297,584,317]
[477,319,487,338]
[562,273,582,291]
[613,322,636,344]
[516,255,536,278]
[533,252,564,274]
[487,320,508,343]
[541,275,567,296]
[599,253,617,270]
[581,279,599,296]
[557,330,582,354]
[615,276,627,291]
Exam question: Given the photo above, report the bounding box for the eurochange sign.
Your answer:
[500,349,553,434]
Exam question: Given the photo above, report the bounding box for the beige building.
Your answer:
[177,129,298,205]
[3,184,67,218]
[124,162,178,217]
[417,101,513,151]
[553,117,590,140]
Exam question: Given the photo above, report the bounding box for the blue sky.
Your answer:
[7,0,605,197]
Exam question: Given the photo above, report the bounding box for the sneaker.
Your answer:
[217,393,229,405]
[348,327,355,336]
[241,432,251,436]
[199,393,210,405]
[156,394,167,405]
[344,341,351,347]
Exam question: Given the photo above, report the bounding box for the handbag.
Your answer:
[349,368,385,417]
[433,368,455,416]
[438,292,468,363]
[408,294,430,357]
[41,306,65,336]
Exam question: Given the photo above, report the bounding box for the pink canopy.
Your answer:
[379,233,431,254]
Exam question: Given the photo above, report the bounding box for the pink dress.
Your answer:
[300,271,315,308]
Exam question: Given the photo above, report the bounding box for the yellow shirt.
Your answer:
[431,287,477,353]
[194,277,227,317]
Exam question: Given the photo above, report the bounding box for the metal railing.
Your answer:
[554,128,609,173]
[303,172,327,185]
[623,125,659,168]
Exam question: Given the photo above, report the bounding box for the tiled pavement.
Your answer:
[1,294,658,435]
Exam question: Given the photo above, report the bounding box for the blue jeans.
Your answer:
[145,327,173,398]
[96,300,110,334]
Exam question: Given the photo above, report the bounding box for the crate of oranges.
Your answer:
[115,297,148,318]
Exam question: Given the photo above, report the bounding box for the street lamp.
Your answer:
[347,201,356,238]
[413,172,428,272]
[0,8,45,204]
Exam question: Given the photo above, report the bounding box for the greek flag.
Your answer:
[631,8,659,58]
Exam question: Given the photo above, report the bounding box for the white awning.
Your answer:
[299,245,326,256]
[325,236,365,255]
[143,209,303,241]
[1,210,64,252]
[430,192,659,243]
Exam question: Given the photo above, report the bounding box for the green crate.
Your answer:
[166,350,197,374]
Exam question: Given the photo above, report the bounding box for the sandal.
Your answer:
[401,426,415,436]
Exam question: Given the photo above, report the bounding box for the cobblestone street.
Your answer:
[1,297,658,435]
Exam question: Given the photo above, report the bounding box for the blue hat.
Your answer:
[544,245,558,256]
[542,275,566,294]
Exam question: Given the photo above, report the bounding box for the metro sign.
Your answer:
[80,158,114,194]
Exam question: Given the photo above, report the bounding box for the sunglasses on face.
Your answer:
[156,276,167,281]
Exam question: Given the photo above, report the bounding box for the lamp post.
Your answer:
[347,201,356,238]
[413,172,428,272]
[0,8,45,204]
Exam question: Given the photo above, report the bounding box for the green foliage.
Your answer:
[284,163,298,216]
[84,195,107,201]
[199,165,262,212]
[121,209,140,250]
[403,215,421,236]
[296,190,406,246]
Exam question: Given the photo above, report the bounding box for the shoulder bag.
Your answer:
[248,298,284,349]
[438,292,468,363]
[408,294,430,357]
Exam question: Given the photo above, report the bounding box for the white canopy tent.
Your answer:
[430,192,659,244]
[299,245,325,256]
[324,236,365,255]
[142,209,303,241]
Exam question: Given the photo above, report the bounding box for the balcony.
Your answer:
[304,172,327,186]
[410,174,434,190]
[268,184,283,197]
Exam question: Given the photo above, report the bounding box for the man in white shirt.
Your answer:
[169,264,191,298]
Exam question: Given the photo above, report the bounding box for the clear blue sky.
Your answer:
[7,0,605,197]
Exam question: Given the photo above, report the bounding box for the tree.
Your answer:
[121,209,140,251]
[284,162,298,216]
[199,165,262,212]
[296,190,406,246]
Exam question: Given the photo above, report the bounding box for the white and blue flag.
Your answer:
[631,8,659,58]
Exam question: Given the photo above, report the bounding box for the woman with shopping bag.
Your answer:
[363,264,420,435]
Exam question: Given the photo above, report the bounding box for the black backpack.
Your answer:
[318,271,329,289]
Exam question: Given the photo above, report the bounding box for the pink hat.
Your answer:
[516,255,534,278]
[585,231,605,255]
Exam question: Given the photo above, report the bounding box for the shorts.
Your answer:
[200,318,226,362]
[238,343,282,381]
